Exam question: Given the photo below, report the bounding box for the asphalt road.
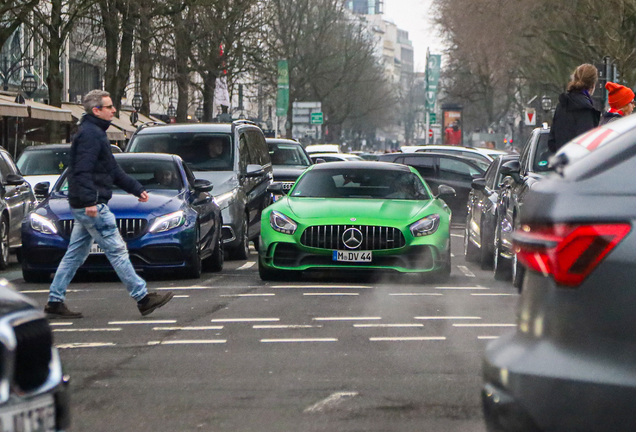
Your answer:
[7,228,519,432]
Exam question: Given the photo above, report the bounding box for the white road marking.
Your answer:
[270,285,372,289]
[147,340,226,345]
[152,326,224,331]
[471,293,517,296]
[49,322,73,326]
[456,266,476,277]
[237,262,256,270]
[57,342,116,349]
[174,295,190,298]
[435,286,487,290]
[478,336,500,340]
[21,289,84,294]
[414,316,481,320]
[369,336,446,342]
[156,286,216,290]
[303,293,359,296]
[453,323,516,327]
[353,324,424,328]
[53,328,121,332]
[108,320,177,325]
[389,293,443,296]
[260,338,337,343]
[304,392,358,412]
[253,324,323,329]
[219,293,275,297]
[211,318,280,323]
[450,234,464,238]
[313,317,381,321]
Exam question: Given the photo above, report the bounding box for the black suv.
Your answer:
[493,128,553,287]
[126,121,272,259]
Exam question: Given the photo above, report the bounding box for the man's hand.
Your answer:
[138,191,149,202]
[85,205,98,217]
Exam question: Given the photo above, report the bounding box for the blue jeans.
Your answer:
[48,204,147,303]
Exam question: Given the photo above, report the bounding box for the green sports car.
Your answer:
[258,161,455,281]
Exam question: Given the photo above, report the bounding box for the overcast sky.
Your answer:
[383,0,446,71]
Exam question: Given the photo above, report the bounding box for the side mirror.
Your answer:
[471,178,487,192]
[500,160,521,176]
[193,179,213,193]
[437,184,456,197]
[245,164,265,178]
[314,158,326,164]
[267,183,287,195]
[34,182,50,199]
[5,174,25,186]
[110,144,122,153]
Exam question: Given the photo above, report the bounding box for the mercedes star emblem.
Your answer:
[342,228,364,249]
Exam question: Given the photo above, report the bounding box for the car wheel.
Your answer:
[479,224,493,270]
[183,227,202,279]
[512,253,524,291]
[493,221,512,281]
[258,257,290,281]
[22,269,50,284]
[228,214,250,260]
[464,217,480,262]
[0,216,9,270]
[203,234,224,272]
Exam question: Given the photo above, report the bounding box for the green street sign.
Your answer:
[310,112,323,124]
[429,112,437,124]
[425,54,441,111]
[276,60,289,117]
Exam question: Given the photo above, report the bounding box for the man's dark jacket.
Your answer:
[68,114,144,209]
[548,91,600,152]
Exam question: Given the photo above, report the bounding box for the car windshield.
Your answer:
[17,148,70,176]
[533,133,555,172]
[58,159,182,192]
[291,168,430,200]
[129,133,233,171]
[268,143,311,166]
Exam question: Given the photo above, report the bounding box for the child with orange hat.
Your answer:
[600,82,635,125]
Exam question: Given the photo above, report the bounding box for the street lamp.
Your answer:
[195,105,204,122]
[132,92,142,110]
[541,95,552,113]
[20,73,38,98]
[167,102,176,118]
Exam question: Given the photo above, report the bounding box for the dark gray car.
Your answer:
[482,115,636,431]
[126,121,272,259]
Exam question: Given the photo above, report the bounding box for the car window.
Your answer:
[292,168,430,200]
[483,159,498,189]
[182,163,197,189]
[239,133,249,172]
[519,132,534,174]
[1,153,19,176]
[403,156,435,177]
[439,158,481,182]
[16,149,70,176]
[268,143,311,166]
[0,156,12,181]
[128,133,234,171]
[247,130,269,165]
[532,133,554,172]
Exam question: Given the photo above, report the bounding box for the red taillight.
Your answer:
[513,223,631,287]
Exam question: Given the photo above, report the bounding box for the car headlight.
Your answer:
[149,210,185,233]
[30,213,58,235]
[410,214,440,237]
[214,190,237,209]
[269,211,297,235]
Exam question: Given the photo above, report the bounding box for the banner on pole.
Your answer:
[277,60,289,117]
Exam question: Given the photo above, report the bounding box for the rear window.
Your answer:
[268,143,311,166]
[17,149,70,176]
[292,168,430,200]
[128,133,234,171]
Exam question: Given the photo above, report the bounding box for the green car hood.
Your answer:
[284,197,441,223]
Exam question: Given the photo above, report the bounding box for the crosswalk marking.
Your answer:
[260,338,337,343]
[353,324,423,328]
[237,262,256,270]
[414,316,481,320]
[219,293,275,297]
[389,293,443,296]
[57,342,116,349]
[53,328,121,332]
[313,317,381,321]
[211,318,280,323]
[303,293,359,296]
[253,324,323,329]
[456,266,476,277]
[148,340,226,345]
[109,320,177,325]
[152,326,224,331]
[453,323,516,327]
[369,336,446,342]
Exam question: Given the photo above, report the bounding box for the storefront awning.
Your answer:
[0,100,29,117]
[0,95,72,122]
[119,110,165,128]
[62,103,127,141]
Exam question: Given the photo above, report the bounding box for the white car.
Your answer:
[309,153,364,163]
[305,144,341,154]
[414,145,500,165]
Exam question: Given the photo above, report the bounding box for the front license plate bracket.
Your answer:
[332,250,372,262]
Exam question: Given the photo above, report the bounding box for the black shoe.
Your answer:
[137,292,174,316]
[44,302,83,319]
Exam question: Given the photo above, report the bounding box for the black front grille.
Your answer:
[13,318,52,392]
[300,225,406,250]
[59,218,148,240]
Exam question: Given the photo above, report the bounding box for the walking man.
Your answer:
[45,90,174,318]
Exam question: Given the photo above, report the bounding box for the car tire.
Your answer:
[228,215,250,260]
[0,216,9,270]
[258,257,290,281]
[22,269,50,284]
[512,254,524,291]
[183,227,202,279]
[493,222,512,281]
[203,234,224,273]
[479,225,493,270]
[464,218,480,262]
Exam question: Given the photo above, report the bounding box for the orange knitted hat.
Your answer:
[606,82,635,109]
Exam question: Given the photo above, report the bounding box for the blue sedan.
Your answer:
[21,153,223,282]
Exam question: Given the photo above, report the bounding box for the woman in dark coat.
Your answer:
[548,64,601,152]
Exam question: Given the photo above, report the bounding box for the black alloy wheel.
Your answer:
[479,224,493,270]
[0,216,9,270]
[464,217,480,262]
[229,214,250,260]
[203,233,224,272]
[183,226,202,279]
[493,220,512,281]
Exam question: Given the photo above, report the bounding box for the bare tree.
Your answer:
[0,0,39,52]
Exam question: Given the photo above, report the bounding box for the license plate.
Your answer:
[90,243,104,254]
[332,250,372,262]
[0,393,56,432]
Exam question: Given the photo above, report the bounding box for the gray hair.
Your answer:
[83,90,111,114]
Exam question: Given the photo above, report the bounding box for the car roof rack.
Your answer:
[135,121,164,133]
